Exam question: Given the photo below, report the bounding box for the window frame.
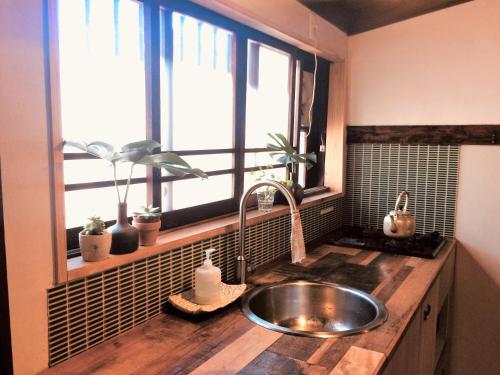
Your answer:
[52,0,328,256]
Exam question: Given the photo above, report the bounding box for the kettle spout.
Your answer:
[389,214,398,233]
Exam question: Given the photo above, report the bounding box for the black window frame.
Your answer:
[62,0,327,256]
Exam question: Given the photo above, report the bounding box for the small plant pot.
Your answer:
[79,231,112,262]
[132,216,161,246]
[257,190,275,213]
[274,182,304,205]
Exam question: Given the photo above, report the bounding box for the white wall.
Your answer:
[454,146,500,374]
[0,1,54,374]
[348,0,500,125]
[348,1,500,374]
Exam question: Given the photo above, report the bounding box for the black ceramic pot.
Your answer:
[274,182,304,205]
[108,202,139,254]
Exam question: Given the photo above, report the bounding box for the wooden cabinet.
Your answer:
[382,312,421,375]
[419,281,439,375]
[383,249,455,375]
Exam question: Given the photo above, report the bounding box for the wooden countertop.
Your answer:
[42,240,456,375]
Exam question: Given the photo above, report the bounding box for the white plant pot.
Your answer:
[79,230,112,262]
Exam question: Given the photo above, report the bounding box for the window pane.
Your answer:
[162,174,233,211]
[58,0,146,147]
[59,0,147,229]
[245,41,291,148]
[65,183,147,228]
[161,12,234,150]
[64,159,146,184]
[244,152,277,168]
[244,167,287,192]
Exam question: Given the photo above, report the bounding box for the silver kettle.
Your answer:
[383,191,416,238]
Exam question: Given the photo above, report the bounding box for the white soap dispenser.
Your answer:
[194,248,221,305]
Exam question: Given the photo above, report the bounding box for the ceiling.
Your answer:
[299,0,472,35]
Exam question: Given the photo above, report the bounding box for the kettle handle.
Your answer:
[394,191,410,214]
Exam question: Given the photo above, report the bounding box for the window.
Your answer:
[160,11,235,214]
[56,0,328,255]
[59,0,147,233]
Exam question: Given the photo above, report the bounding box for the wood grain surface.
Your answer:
[42,241,455,375]
[347,125,500,145]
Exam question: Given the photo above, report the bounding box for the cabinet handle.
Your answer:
[423,304,432,320]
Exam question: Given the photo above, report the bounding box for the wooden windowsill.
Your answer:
[66,191,342,281]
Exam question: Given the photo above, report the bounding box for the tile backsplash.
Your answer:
[46,143,461,367]
[343,143,459,237]
[47,197,343,366]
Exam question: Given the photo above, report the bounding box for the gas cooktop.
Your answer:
[327,226,447,259]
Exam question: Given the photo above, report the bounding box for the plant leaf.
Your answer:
[64,140,117,162]
[143,152,191,168]
[276,155,291,165]
[265,143,282,151]
[162,165,189,177]
[297,152,317,163]
[87,141,115,160]
[189,168,208,179]
[63,140,87,152]
[274,133,294,154]
[121,140,160,153]
[162,165,208,179]
[120,149,149,163]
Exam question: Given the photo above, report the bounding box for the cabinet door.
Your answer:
[382,312,421,375]
[419,280,440,375]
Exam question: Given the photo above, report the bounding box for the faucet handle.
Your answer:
[247,261,256,273]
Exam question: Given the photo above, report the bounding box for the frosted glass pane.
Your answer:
[162,174,233,211]
[64,159,146,184]
[161,12,234,150]
[65,183,146,228]
[245,41,291,148]
[244,152,277,168]
[58,0,146,147]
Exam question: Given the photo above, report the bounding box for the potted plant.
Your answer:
[266,133,316,205]
[132,205,162,246]
[64,140,207,254]
[79,216,112,262]
[251,166,278,212]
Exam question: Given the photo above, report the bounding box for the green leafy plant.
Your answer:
[64,140,207,204]
[81,216,106,235]
[251,165,277,199]
[133,205,161,220]
[266,133,317,177]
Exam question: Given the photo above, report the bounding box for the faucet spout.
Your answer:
[236,180,304,284]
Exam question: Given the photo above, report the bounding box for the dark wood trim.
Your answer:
[300,0,473,36]
[243,164,284,173]
[302,54,329,188]
[233,32,247,201]
[347,125,500,145]
[144,0,162,208]
[65,168,236,192]
[159,169,235,182]
[65,177,148,192]
[161,198,238,230]
[0,162,14,375]
[64,148,235,160]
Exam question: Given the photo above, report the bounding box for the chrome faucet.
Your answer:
[236,180,299,284]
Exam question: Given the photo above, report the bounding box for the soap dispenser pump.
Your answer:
[194,248,221,305]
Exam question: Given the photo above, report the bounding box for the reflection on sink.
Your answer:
[241,280,388,338]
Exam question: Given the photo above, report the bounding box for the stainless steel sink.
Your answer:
[241,280,388,338]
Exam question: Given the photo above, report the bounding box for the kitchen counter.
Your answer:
[41,239,456,375]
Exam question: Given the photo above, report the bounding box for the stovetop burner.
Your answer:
[327,226,447,259]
